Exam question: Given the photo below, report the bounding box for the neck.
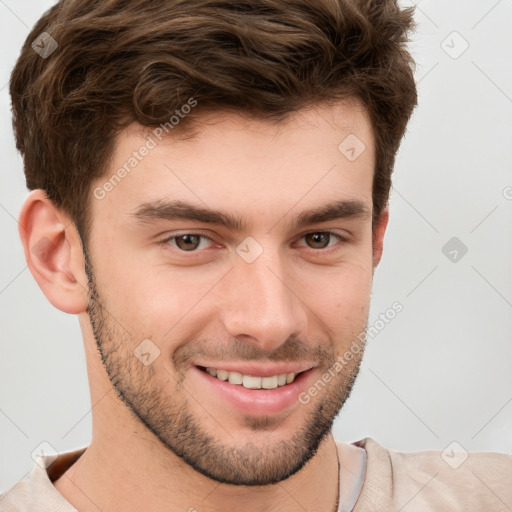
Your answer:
[53,334,342,512]
[54,424,340,512]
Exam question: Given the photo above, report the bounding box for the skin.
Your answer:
[19,100,388,512]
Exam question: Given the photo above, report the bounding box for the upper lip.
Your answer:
[194,362,315,378]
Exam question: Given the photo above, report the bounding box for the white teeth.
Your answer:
[261,376,278,389]
[216,369,229,381]
[204,367,299,389]
[228,371,243,385]
[243,375,262,389]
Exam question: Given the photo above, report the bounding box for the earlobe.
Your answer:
[372,208,389,268]
[18,190,88,314]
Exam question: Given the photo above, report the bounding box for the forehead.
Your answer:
[90,101,375,230]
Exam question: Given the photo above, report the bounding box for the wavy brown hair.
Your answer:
[10,0,417,243]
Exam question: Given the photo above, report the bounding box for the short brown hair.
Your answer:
[10,0,417,243]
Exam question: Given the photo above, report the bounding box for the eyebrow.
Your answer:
[131,198,371,231]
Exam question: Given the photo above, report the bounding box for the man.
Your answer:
[2,0,511,511]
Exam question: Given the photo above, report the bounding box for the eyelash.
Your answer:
[159,230,347,255]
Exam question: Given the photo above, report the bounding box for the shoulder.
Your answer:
[0,448,85,511]
[0,478,30,511]
[351,437,512,512]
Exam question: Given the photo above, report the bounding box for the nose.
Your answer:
[218,246,308,352]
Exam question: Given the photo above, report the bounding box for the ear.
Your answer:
[372,207,389,268]
[18,190,88,314]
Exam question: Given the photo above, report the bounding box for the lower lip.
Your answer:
[191,366,315,416]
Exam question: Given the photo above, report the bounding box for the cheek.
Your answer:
[96,257,221,341]
[304,258,373,331]
[90,225,374,338]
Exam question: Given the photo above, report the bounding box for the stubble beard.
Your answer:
[84,251,366,486]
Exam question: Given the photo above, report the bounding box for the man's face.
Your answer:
[85,102,378,485]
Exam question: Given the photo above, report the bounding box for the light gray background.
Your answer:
[1,0,511,493]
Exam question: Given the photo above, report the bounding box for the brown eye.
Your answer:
[174,234,201,251]
[164,234,215,252]
[304,232,335,249]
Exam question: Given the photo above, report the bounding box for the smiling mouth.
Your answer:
[196,366,304,390]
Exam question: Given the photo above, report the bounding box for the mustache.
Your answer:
[173,335,336,370]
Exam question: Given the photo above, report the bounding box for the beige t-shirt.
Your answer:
[1,438,511,511]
